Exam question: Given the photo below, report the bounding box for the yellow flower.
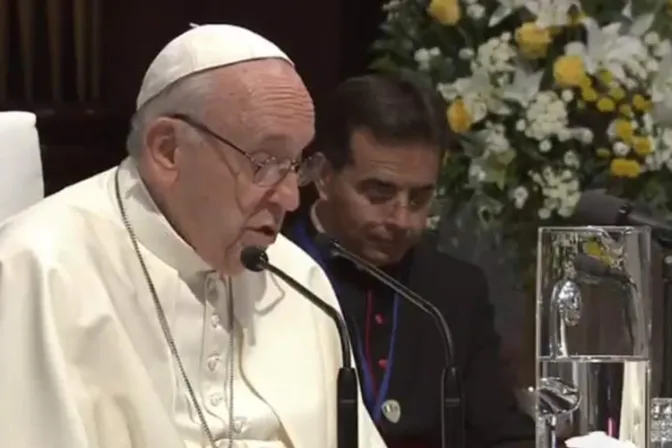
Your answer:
[581,87,598,102]
[554,55,585,87]
[515,22,552,58]
[596,147,611,158]
[447,99,472,133]
[609,87,626,101]
[613,118,634,143]
[610,158,641,178]
[619,104,633,117]
[579,75,592,89]
[598,70,614,85]
[632,136,653,156]
[427,0,461,25]
[583,241,607,260]
[632,94,651,112]
[597,97,616,112]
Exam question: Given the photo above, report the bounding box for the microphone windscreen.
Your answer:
[240,246,268,272]
[574,189,627,226]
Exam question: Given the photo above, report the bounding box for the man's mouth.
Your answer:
[247,225,278,243]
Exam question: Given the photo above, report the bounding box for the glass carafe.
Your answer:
[536,226,651,448]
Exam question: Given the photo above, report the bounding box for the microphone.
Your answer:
[573,253,633,285]
[314,233,462,448]
[574,190,672,247]
[240,246,359,448]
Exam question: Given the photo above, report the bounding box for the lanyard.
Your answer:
[292,219,400,423]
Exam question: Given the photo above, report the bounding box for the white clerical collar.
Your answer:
[310,202,325,233]
[112,158,212,280]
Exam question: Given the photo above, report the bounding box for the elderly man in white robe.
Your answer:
[0,24,387,448]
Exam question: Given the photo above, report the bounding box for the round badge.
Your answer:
[382,399,401,423]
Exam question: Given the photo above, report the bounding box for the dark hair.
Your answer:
[314,72,452,170]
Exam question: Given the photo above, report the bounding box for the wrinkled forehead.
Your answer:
[206,60,315,157]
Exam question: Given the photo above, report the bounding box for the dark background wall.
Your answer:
[0,0,384,194]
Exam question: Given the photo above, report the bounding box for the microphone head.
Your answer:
[240,246,268,272]
[574,189,628,226]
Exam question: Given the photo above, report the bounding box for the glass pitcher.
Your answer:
[535,226,651,448]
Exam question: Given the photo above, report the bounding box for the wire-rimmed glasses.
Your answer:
[169,113,324,187]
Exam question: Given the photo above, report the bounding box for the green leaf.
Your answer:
[369,56,399,72]
[495,148,517,166]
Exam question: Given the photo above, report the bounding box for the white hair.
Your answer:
[126,71,215,158]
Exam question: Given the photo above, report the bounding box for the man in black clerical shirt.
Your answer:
[283,73,535,448]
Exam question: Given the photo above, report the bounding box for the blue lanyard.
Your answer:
[292,219,400,423]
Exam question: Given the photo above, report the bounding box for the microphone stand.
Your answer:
[325,241,463,448]
[251,255,359,448]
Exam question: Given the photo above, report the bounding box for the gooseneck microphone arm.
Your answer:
[315,234,463,448]
[240,247,358,448]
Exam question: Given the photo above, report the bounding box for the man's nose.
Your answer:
[270,173,300,212]
[386,198,413,231]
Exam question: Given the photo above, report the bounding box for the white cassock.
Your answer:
[0,157,387,448]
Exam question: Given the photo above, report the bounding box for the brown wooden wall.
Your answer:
[0,0,385,195]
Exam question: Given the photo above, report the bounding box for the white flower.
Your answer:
[414,47,441,71]
[524,91,569,141]
[473,37,517,73]
[469,164,487,182]
[511,186,529,209]
[575,128,594,144]
[613,141,630,156]
[459,48,475,60]
[539,140,552,152]
[467,4,486,20]
[655,41,672,58]
[526,0,580,28]
[531,166,581,218]
[563,151,580,168]
[426,215,441,230]
[565,19,647,83]
[382,0,403,20]
[650,53,672,124]
[482,123,511,154]
[501,67,543,107]
[538,208,551,219]
[561,89,574,102]
[438,70,510,123]
[646,59,659,73]
[645,32,660,46]
[515,119,526,131]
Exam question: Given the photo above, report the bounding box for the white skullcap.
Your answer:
[136,24,293,110]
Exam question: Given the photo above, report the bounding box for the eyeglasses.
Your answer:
[169,113,324,187]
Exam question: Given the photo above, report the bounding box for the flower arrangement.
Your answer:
[372,0,672,248]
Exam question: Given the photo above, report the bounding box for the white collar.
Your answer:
[309,202,325,234]
[112,158,213,282]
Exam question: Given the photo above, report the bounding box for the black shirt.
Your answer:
[284,211,535,448]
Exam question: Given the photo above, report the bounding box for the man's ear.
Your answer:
[144,117,180,173]
[314,162,334,201]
